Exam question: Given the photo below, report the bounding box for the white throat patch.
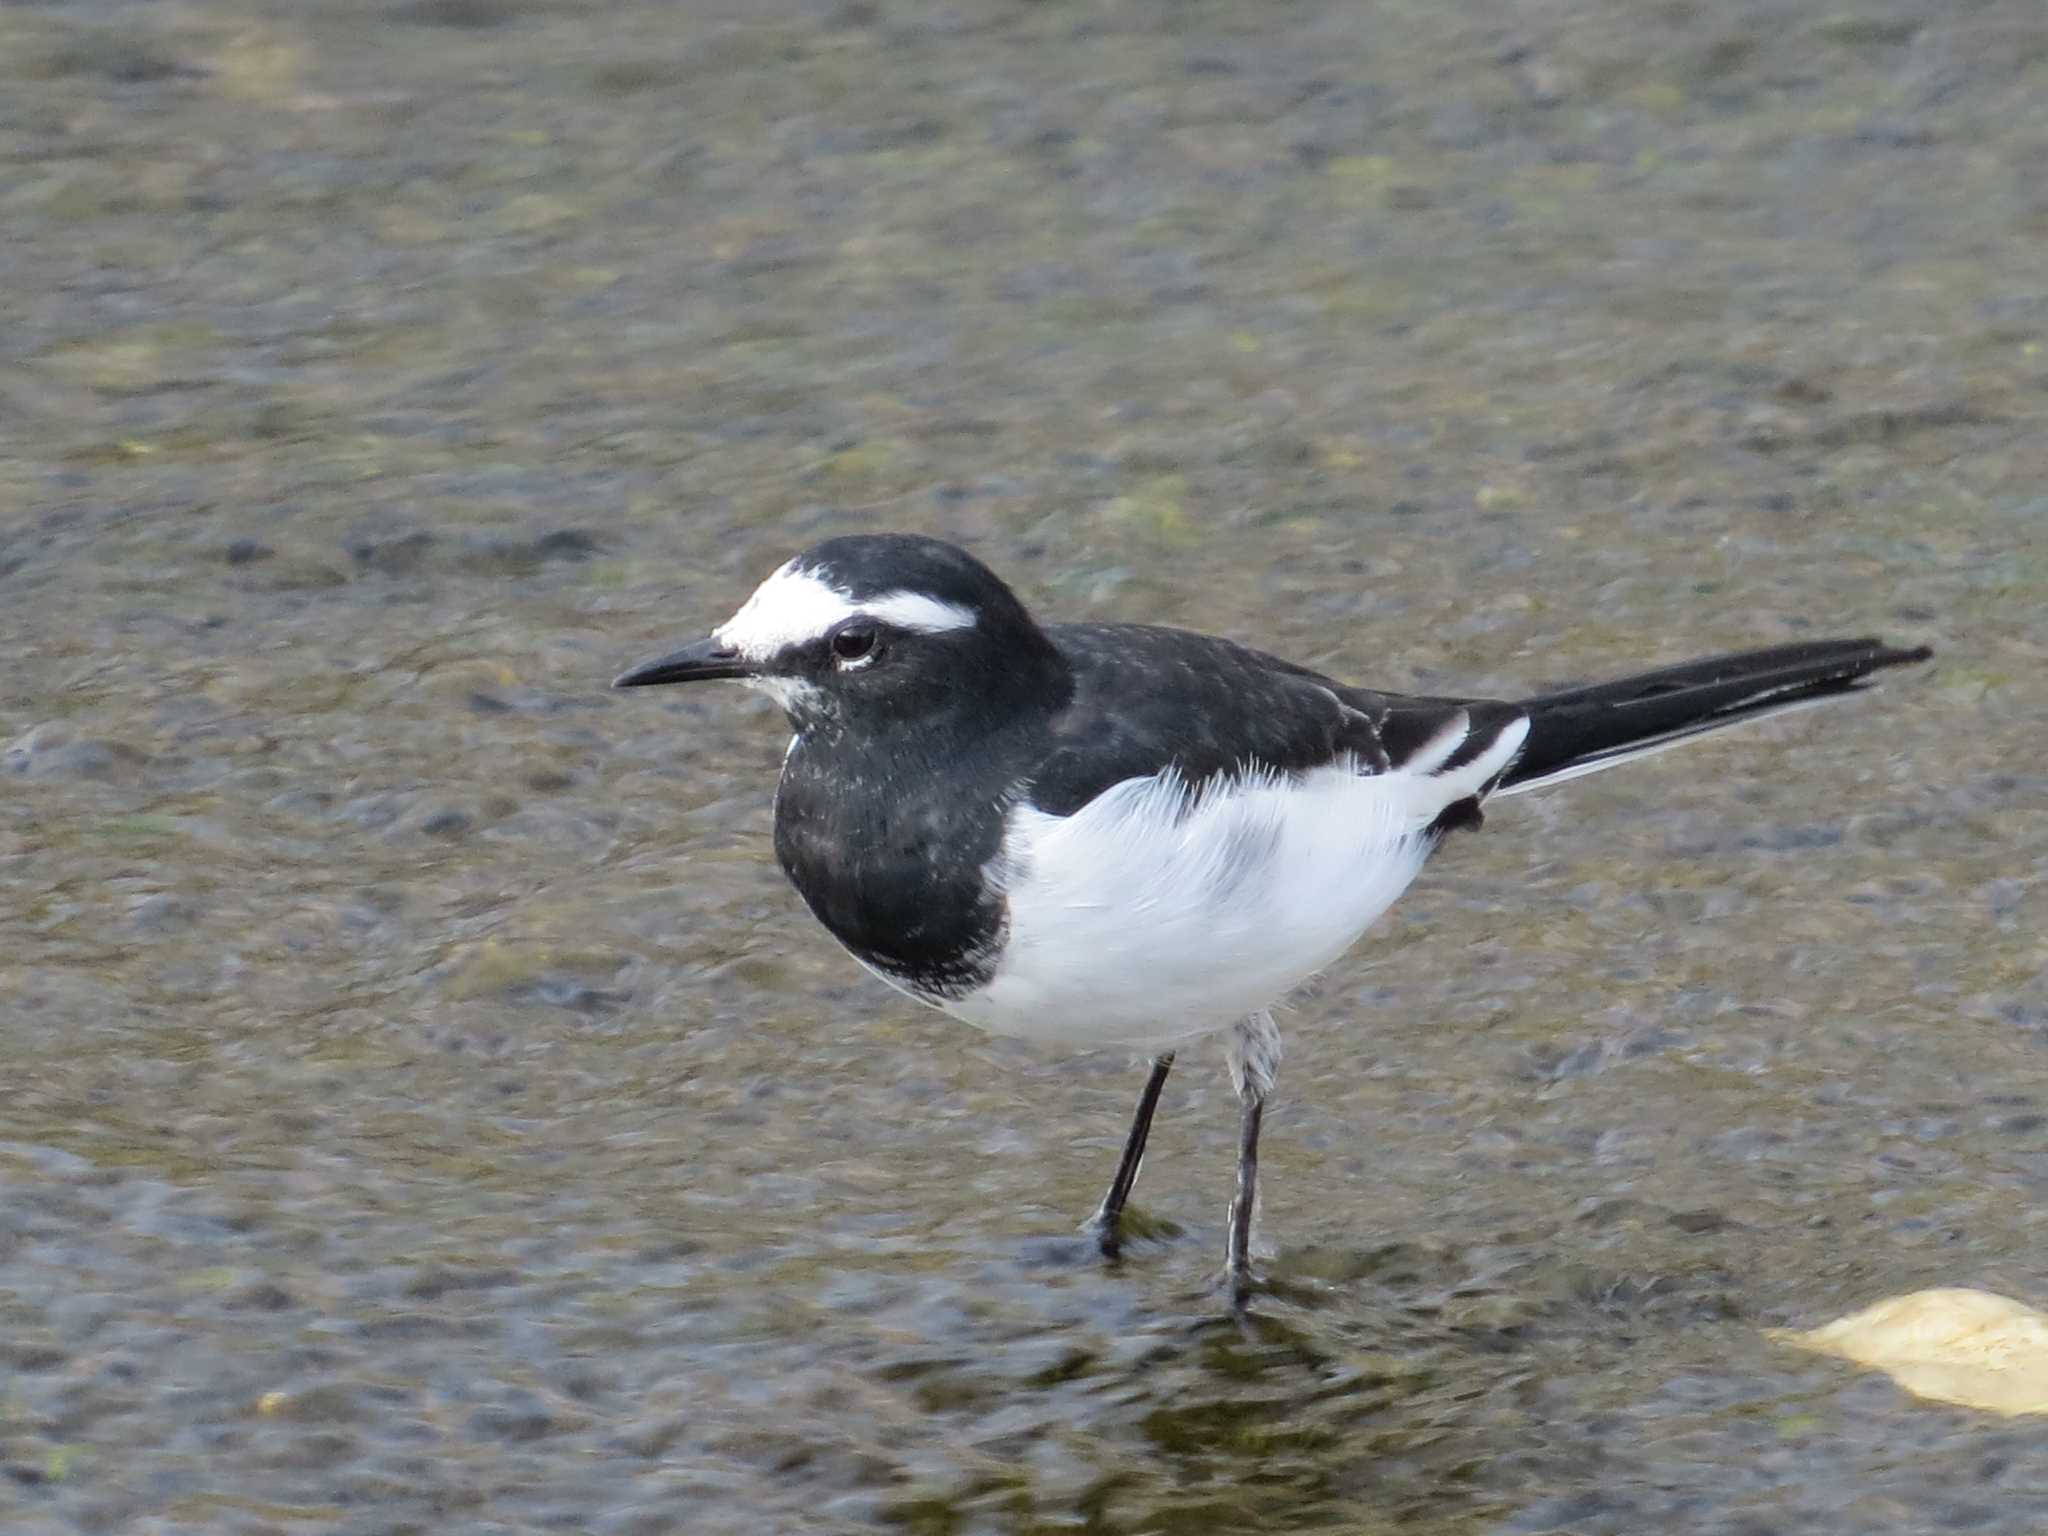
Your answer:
[713,562,978,661]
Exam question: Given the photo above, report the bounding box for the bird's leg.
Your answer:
[1086,1051,1174,1255]
[1225,1010,1282,1310]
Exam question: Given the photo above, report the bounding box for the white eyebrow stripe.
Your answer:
[864,591,978,635]
[713,565,977,660]
[713,563,839,659]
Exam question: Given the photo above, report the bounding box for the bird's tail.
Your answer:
[1493,638,1933,797]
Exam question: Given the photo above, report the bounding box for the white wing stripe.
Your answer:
[1396,711,1471,776]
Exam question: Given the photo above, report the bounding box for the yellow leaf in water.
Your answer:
[1772,1288,2048,1416]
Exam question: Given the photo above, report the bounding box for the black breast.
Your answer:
[772,738,1014,999]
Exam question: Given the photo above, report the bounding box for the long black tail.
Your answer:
[1496,638,1933,796]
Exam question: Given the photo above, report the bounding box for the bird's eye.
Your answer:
[831,624,877,663]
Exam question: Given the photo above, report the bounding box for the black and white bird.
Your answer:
[616,534,1929,1305]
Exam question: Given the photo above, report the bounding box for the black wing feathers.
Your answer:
[1030,625,1411,816]
[1024,626,1926,824]
[1028,624,1524,820]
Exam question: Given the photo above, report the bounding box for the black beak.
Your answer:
[612,636,757,688]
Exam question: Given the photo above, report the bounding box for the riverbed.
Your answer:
[4,1,2045,1531]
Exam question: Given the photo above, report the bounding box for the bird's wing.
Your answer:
[1029,624,1528,821]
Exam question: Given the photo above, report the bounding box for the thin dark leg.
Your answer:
[1225,1090,1264,1310]
[1223,1010,1279,1310]
[1088,1052,1174,1254]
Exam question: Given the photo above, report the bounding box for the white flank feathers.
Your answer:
[715,562,977,661]
[943,715,1527,1048]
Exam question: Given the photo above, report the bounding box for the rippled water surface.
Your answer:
[5,0,2046,1531]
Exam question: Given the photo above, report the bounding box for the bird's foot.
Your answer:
[1080,1206,1123,1259]
[1223,1261,1257,1315]
[1080,1205,1179,1261]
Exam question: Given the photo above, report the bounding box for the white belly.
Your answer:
[938,757,1446,1047]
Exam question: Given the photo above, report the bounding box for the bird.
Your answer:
[615,533,1930,1306]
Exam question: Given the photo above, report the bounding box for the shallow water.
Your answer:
[3,0,2046,1530]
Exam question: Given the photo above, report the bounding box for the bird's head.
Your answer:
[614,534,1061,730]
